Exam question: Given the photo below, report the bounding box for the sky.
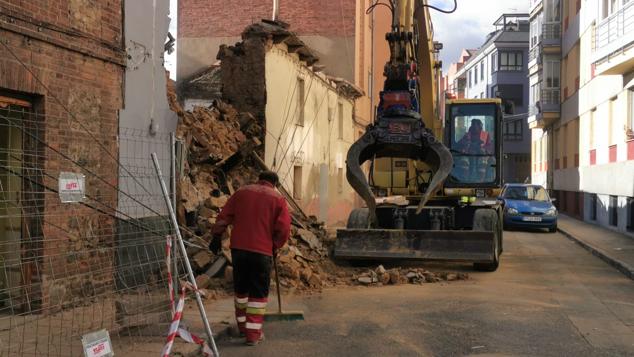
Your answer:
[428,0,529,73]
[166,0,177,79]
[165,0,529,78]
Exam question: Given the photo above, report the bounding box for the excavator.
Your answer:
[335,0,504,271]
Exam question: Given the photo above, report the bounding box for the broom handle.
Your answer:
[273,254,283,314]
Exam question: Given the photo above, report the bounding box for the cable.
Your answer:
[366,0,394,14]
[417,0,458,14]
[0,39,154,198]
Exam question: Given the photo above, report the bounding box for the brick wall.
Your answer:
[179,0,355,38]
[0,0,124,311]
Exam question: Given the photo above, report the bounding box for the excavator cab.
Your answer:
[445,99,502,189]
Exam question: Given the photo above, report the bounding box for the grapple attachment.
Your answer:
[345,107,454,226]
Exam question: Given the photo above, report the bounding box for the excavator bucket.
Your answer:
[335,229,496,262]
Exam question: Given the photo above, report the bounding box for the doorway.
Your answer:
[0,93,43,313]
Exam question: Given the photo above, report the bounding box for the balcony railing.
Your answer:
[541,88,560,104]
[529,45,541,63]
[542,22,561,42]
[595,1,634,55]
[529,88,560,116]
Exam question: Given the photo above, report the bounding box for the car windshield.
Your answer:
[503,186,550,202]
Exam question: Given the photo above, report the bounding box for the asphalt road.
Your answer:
[216,229,634,356]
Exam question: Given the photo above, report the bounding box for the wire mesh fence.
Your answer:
[0,101,189,356]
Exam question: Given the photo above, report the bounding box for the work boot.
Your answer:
[245,333,265,346]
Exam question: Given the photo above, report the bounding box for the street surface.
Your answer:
[217,230,634,356]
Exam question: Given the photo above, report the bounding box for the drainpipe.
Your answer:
[272,0,279,21]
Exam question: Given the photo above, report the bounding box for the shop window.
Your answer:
[590,194,597,221]
[609,195,618,226]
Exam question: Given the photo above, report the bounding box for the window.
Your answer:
[544,60,561,88]
[627,87,634,130]
[590,194,598,220]
[468,71,472,87]
[338,102,344,139]
[609,195,618,226]
[589,108,596,148]
[297,77,305,126]
[547,0,561,22]
[480,62,484,81]
[293,165,303,199]
[627,197,634,231]
[474,67,478,84]
[609,96,616,145]
[499,52,523,71]
[504,120,523,141]
[491,53,497,72]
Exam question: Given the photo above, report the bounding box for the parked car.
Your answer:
[499,184,558,232]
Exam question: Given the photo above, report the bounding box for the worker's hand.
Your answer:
[209,234,222,255]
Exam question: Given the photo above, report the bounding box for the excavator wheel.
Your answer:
[341,208,378,267]
[472,209,501,272]
[346,208,371,229]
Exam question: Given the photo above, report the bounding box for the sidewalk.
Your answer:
[558,214,634,280]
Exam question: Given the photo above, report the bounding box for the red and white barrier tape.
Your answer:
[162,236,215,357]
[161,287,186,357]
[166,236,175,315]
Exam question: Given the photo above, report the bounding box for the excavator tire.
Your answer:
[346,208,370,229]
[472,209,501,272]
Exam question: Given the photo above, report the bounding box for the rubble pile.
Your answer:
[168,79,336,293]
[354,265,468,286]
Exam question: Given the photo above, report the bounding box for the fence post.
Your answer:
[170,133,180,296]
[151,152,219,357]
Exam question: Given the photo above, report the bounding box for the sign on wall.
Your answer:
[81,329,113,357]
[59,172,86,203]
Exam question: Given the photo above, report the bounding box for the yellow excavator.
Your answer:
[335,0,505,271]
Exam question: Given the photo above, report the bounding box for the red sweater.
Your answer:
[211,181,291,256]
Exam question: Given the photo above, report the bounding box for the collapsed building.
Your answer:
[179,20,364,227]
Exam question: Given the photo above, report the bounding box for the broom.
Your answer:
[264,255,304,321]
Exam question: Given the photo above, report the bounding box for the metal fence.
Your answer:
[0,100,188,355]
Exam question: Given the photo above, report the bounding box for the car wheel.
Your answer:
[548,225,557,233]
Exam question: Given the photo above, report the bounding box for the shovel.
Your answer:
[263,255,304,321]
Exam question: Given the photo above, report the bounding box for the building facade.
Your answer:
[0,0,125,313]
[528,0,634,236]
[451,14,532,183]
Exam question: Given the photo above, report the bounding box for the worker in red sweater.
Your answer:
[209,170,291,346]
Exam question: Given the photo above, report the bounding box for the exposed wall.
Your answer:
[177,0,356,81]
[0,0,124,310]
[264,45,357,227]
[119,0,178,218]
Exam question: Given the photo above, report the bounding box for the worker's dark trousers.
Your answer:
[231,249,272,342]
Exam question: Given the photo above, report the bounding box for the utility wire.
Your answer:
[0,39,154,198]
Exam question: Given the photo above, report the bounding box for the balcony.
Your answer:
[528,88,560,129]
[593,1,634,74]
[542,22,561,48]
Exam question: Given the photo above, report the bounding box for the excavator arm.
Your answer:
[346,0,453,225]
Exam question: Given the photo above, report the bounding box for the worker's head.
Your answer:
[258,170,279,186]
[469,119,483,133]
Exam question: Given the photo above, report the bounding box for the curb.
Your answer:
[558,227,634,281]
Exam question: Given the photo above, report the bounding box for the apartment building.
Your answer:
[529,0,634,235]
[450,14,532,183]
